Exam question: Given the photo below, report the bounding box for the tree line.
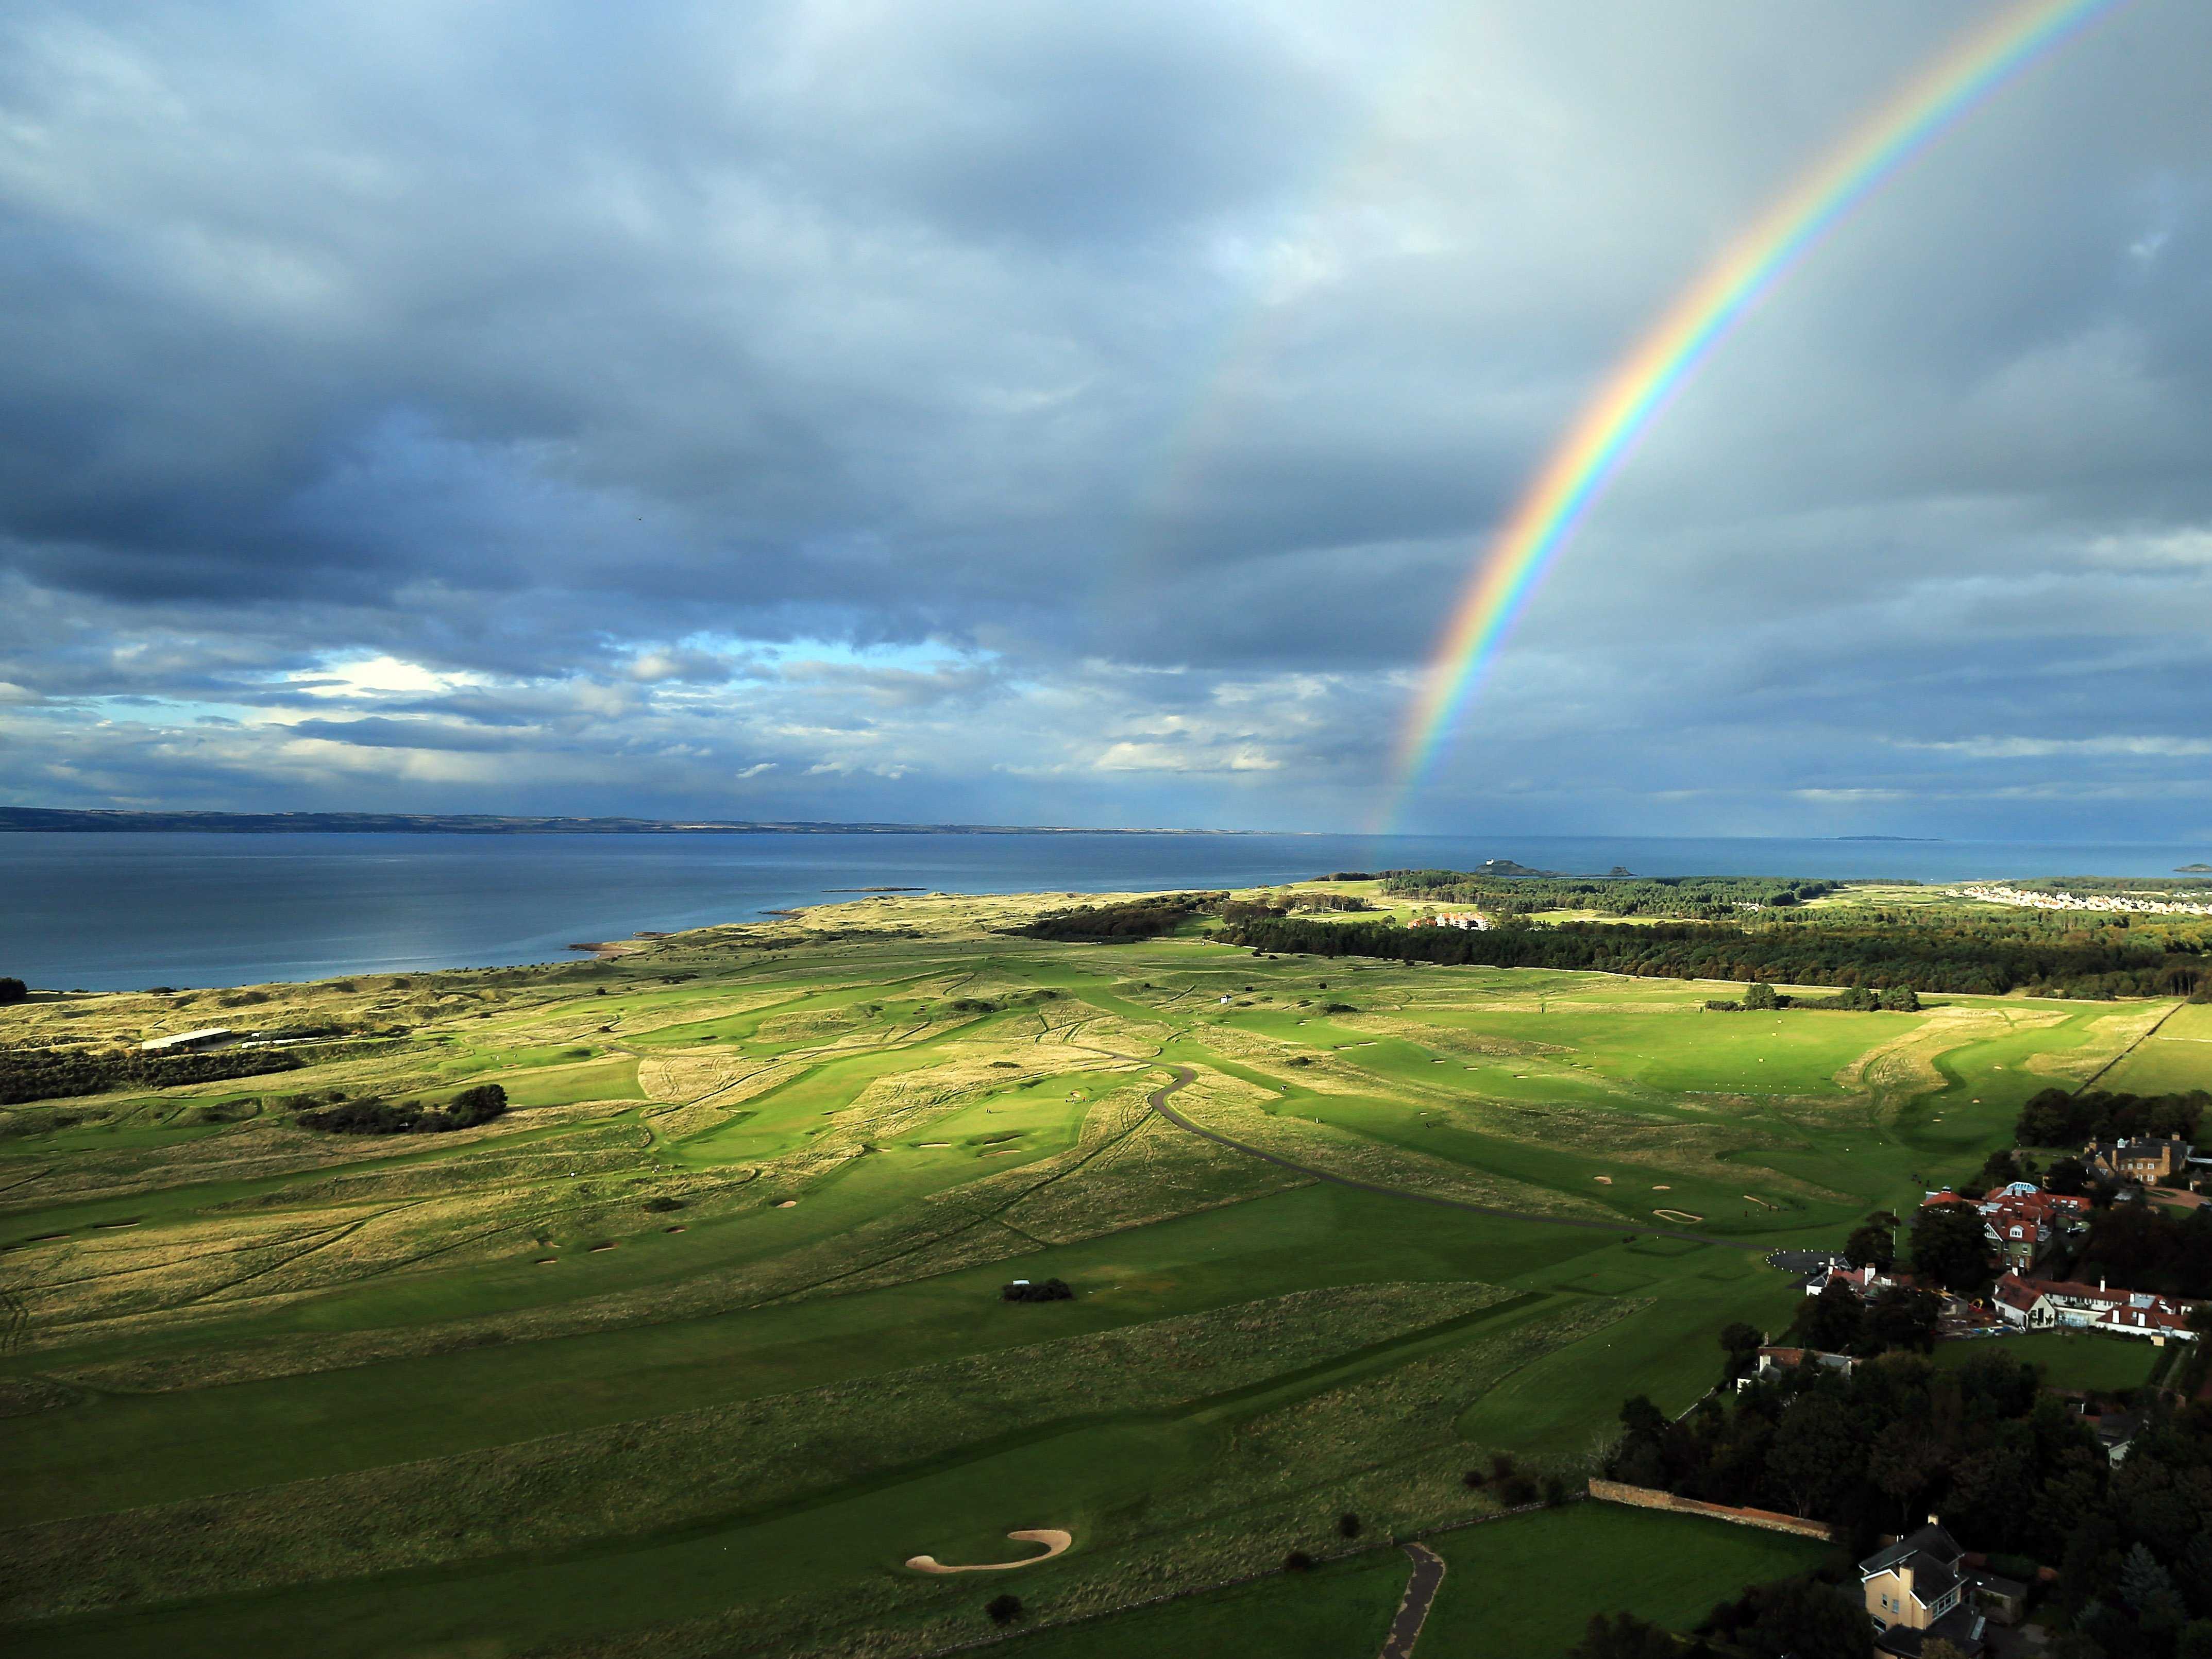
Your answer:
[1219,912,2208,999]
[1381,870,1841,920]
[0,1044,301,1107]
[2016,1088,2206,1149]
[1008,894,1221,941]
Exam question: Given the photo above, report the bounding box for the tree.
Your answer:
[1865,1285,1940,1354]
[2047,1156,2092,1197]
[985,1594,1024,1626]
[1569,1612,1680,1659]
[1798,1279,1865,1354]
[1844,1223,1896,1271]
[1743,981,1779,1011]
[1868,1424,1943,1525]
[1881,985,1921,1012]
[0,976,26,1004]
[1734,1576,1874,1659]
[1922,1641,1967,1659]
[1766,1396,1863,1519]
[444,1082,507,1128]
[1910,1201,1994,1294]
[1719,1322,1764,1382]
[2124,1543,2186,1630]
[1337,1512,1361,1539]
[1284,1550,1315,1572]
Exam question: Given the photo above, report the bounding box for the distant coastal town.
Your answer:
[1952,882,2212,918]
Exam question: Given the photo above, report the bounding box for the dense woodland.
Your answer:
[1609,1349,2212,1658]
[2016,1088,2207,1149]
[2066,1205,2212,1301]
[1008,893,1220,941]
[1224,912,2210,999]
[0,1043,300,1106]
[1382,870,1840,920]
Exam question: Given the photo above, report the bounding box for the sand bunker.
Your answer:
[905,1530,1072,1574]
[588,1243,618,1252]
[773,1200,798,1209]
[916,1141,951,1148]
[1651,1184,1670,1191]
[1653,1208,1704,1224]
[1592,1176,1612,1184]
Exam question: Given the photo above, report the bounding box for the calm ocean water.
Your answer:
[3,830,2208,992]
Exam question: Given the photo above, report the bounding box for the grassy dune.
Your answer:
[0,887,2195,1657]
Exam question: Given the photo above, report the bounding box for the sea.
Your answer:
[3,830,2209,993]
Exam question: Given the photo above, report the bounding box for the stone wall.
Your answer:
[1586,1478,1834,1542]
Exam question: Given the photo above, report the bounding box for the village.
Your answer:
[1629,1128,2212,1658]
[1952,884,2212,919]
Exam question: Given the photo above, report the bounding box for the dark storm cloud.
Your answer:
[2,1,2208,834]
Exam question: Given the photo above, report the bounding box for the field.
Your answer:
[1931,1330,2163,1393]
[0,884,2198,1658]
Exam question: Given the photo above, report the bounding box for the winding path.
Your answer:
[1143,1065,1757,1250]
[1379,1543,1446,1659]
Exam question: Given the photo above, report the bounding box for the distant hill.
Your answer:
[0,807,1251,837]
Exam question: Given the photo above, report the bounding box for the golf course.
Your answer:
[0,879,2197,1657]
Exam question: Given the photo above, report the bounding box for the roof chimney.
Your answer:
[2100,1276,2107,1293]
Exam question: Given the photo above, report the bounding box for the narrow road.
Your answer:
[1143,1065,1758,1250]
[1380,1543,1446,1658]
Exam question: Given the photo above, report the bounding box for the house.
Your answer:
[1993,1273,2056,1331]
[2092,1291,2199,1343]
[1990,1273,2200,1342]
[2084,1408,2138,1463]
[1804,1262,1898,1299]
[2085,1138,2194,1183]
[1860,1522,1989,1656]
[1752,1345,1856,1380]
[138,1027,234,1053]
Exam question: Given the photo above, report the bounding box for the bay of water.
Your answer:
[3,830,2208,992]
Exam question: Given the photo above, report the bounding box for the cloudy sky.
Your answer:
[3,1,2207,836]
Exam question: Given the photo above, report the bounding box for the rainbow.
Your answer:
[1386,0,2127,820]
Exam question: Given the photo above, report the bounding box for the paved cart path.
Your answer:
[1143,1064,1758,1250]
[1380,1543,1446,1659]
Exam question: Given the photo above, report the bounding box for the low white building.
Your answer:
[138,1027,233,1053]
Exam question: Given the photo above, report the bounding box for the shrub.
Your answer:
[444,1083,508,1128]
[1336,1512,1361,1539]
[985,1594,1024,1626]
[1284,1549,1315,1572]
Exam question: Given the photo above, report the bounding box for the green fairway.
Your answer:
[2101,1001,2212,1095]
[1419,1503,1832,1656]
[993,1502,1831,1659]
[1,886,2199,1658]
